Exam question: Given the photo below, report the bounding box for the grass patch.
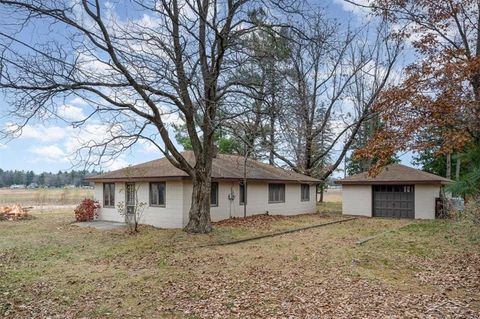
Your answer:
[317,201,342,213]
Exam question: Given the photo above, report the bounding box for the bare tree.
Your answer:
[267,17,401,183]
[0,0,298,233]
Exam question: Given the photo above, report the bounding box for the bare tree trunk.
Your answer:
[242,141,249,218]
[185,162,213,233]
[455,155,461,180]
[269,112,276,165]
[446,152,452,179]
[319,184,324,203]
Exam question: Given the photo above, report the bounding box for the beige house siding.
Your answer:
[414,184,440,219]
[95,181,185,228]
[342,185,372,217]
[94,182,125,223]
[341,184,440,219]
[95,180,317,228]
[182,181,317,223]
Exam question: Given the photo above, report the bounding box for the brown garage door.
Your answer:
[373,185,415,218]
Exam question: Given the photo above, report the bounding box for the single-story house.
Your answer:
[86,151,320,228]
[336,164,451,219]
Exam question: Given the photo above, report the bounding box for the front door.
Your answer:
[125,183,136,222]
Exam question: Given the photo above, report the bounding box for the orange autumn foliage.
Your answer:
[354,0,480,173]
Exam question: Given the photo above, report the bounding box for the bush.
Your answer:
[464,197,480,225]
[451,196,480,225]
[74,198,100,222]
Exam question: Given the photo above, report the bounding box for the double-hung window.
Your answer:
[103,183,115,207]
[239,182,247,205]
[268,183,285,203]
[150,182,166,206]
[211,182,219,207]
[301,184,310,201]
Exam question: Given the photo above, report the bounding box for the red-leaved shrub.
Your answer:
[74,198,100,222]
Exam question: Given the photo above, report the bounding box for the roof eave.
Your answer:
[336,180,451,185]
[86,176,320,184]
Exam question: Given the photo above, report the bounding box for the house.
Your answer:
[336,164,451,219]
[86,152,320,228]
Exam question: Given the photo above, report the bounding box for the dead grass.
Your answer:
[321,188,342,202]
[0,188,93,206]
[1,207,479,318]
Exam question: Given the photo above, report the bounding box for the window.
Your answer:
[373,185,414,193]
[268,183,285,203]
[211,182,218,206]
[239,182,247,205]
[150,182,166,206]
[301,184,310,201]
[103,183,115,207]
[126,183,136,215]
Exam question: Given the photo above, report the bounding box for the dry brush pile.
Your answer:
[0,205,33,221]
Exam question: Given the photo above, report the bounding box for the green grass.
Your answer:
[1,208,479,318]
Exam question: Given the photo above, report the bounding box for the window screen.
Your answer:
[268,184,285,203]
[150,182,166,206]
[301,184,310,201]
[239,182,247,205]
[211,182,218,206]
[103,183,115,207]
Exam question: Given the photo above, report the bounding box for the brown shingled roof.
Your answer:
[86,151,320,184]
[336,164,451,185]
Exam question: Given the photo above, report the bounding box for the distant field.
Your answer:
[319,188,342,202]
[0,188,94,206]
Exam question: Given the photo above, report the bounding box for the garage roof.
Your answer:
[336,164,451,185]
[86,151,320,184]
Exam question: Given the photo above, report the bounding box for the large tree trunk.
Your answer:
[184,163,213,234]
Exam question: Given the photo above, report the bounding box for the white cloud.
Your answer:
[5,123,66,143]
[29,145,67,162]
[69,97,90,106]
[0,143,6,150]
[141,140,162,153]
[57,104,86,121]
[104,156,129,171]
[333,0,370,16]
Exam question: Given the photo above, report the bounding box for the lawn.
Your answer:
[1,207,479,318]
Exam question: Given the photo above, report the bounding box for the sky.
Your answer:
[0,0,416,175]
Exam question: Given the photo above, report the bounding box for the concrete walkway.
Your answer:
[74,220,127,230]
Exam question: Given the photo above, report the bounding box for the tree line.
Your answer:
[0,169,99,188]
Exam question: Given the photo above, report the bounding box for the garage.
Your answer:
[337,164,451,219]
[372,185,414,218]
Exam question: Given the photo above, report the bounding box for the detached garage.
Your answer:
[337,164,451,219]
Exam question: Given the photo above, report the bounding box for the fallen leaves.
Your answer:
[213,213,331,230]
[1,211,479,318]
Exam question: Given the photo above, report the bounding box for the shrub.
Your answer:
[464,197,480,226]
[74,198,100,222]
